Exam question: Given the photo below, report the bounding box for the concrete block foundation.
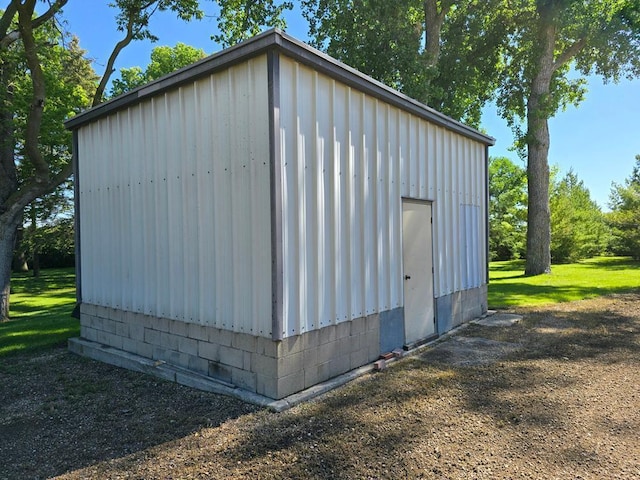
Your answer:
[70,284,487,402]
[436,284,487,335]
[73,304,382,400]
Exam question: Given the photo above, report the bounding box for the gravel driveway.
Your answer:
[1,292,638,479]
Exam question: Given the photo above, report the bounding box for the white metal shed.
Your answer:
[66,29,494,401]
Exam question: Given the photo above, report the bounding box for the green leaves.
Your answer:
[213,0,293,47]
[110,43,206,97]
[302,0,427,97]
[494,0,640,274]
[607,155,640,259]
[498,0,640,137]
[550,170,609,263]
[110,0,204,42]
[302,0,508,127]
[12,32,96,183]
[489,157,528,260]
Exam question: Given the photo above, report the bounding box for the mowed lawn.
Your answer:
[488,256,640,309]
[0,267,78,357]
[1,257,638,356]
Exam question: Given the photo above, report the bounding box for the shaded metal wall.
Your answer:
[78,56,273,336]
[277,57,487,337]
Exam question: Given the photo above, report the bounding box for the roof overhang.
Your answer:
[65,29,495,146]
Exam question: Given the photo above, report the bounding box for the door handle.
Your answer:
[404,275,411,280]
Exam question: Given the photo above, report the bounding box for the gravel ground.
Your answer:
[1,292,638,479]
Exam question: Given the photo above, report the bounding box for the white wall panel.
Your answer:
[278,57,487,336]
[78,55,273,336]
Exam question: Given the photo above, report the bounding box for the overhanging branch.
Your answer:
[32,0,68,29]
[0,161,73,226]
[0,0,19,39]
[1,0,68,50]
[553,37,587,72]
[17,0,50,182]
[93,15,137,106]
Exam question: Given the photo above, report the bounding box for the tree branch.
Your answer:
[0,70,16,200]
[32,0,68,29]
[17,0,49,181]
[241,0,256,37]
[1,0,67,50]
[93,14,137,106]
[552,37,587,72]
[0,0,19,39]
[424,0,454,62]
[0,29,19,49]
[1,161,73,227]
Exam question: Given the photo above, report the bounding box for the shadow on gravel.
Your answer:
[217,294,640,478]
[472,301,640,363]
[1,294,638,479]
[0,351,258,479]
[216,361,459,478]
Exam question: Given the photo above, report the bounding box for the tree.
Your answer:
[496,0,640,275]
[302,1,431,99]
[110,42,207,97]
[0,0,204,320]
[550,169,609,263]
[12,32,96,277]
[24,182,74,276]
[214,0,293,47]
[607,155,640,259]
[489,157,528,261]
[0,0,293,320]
[22,212,75,269]
[301,0,508,127]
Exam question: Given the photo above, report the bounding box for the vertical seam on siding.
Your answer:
[484,144,490,285]
[268,49,284,341]
[73,130,82,306]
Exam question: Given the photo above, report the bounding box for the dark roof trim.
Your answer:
[64,30,277,130]
[65,29,495,146]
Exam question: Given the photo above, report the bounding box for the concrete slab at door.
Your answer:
[402,199,435,344]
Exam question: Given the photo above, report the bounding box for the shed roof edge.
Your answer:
[64,29,495,146]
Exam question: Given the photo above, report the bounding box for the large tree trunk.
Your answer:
[12,225,28,272]
[29,207,40,277]
[524,4,556,276]
[0,221,18,320]
[525,107,551,275]
[1,48,18,320]
[423,0,453,67]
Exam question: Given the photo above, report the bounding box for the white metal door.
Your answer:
[402,199,435,343]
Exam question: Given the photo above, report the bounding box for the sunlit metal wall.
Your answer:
[78,56,273,336]
[277,57,487,337]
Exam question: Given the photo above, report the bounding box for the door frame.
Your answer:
[401,198,437,347]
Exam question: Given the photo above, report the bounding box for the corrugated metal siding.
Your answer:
[278,57,487,337]
[78,55,273,336]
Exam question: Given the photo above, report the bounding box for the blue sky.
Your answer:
[59,2,639,210]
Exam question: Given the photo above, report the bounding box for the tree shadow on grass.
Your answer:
[10,268,75,295]
[0,304,79,357]
[574,257,640,271]
[490,284,640,308]
[489,260,525,272]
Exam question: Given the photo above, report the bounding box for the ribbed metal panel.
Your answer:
[78,55,273,336]
[278,57,487,336]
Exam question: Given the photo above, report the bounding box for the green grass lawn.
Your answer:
[1,258,638,357]
[0,267,78,357]
[488,256,640,309]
